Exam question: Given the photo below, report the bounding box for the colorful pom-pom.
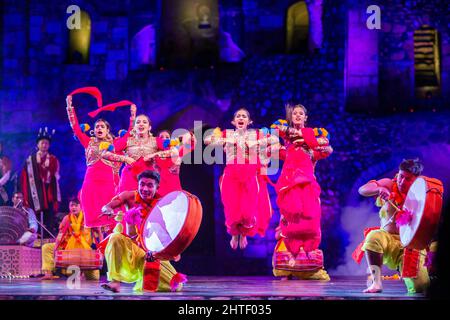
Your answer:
[260,127,270,136]
[163,139,171,149]
[395,209,413,227]
[271,119,288,129]
[213,127,222,137]
[99,141,113,151]
[170,139,181,147]
[118,129,127,137]
[80,123,90,133]
[313,127,329,139]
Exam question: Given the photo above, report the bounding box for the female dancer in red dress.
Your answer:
[150,130,196,197]
[66,95,135,229]
[272,103,332,280]
[102,114,168,193]
[205,108,278,250]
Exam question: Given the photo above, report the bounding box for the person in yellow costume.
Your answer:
[41,198,99,280]
[99,170,186,293]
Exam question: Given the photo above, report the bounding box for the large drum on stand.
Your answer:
[139,191,203,260]
[400,176,443,250]
[0,207,28,245]
[55,249,103,270]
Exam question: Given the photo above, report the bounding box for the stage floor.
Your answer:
[0,276,425,300]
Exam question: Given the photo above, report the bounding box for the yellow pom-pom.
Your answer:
[99,141,111,151]
[170,139,180,147]
[321,128,329,137]
[213,127,222,137]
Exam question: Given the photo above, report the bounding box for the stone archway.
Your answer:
[286,1,309,53]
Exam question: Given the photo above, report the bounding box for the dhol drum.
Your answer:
[0,207,28,245]
[139,191,203,260]
[400,176,443,250]
[55,249,103,270]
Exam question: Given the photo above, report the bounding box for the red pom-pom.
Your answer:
[395,209,413,227]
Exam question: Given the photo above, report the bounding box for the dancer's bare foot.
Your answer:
[239,235,248,249]
[363,282,383,293]
[101,281,121,293]
[41,272,57,280]
[230,235,239,250]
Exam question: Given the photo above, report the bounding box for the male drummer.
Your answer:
[100,170,186,293]
[12,191,38,247]
[355,158,433,293]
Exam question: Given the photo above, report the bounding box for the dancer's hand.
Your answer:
[101,205,114,217]
[66,95,73,108]
[377,187,391,200]
[246,139,258,148]
[130,104,136,120]
[145,251,156,262]
[143,153,156,162]
[125,156,136,165]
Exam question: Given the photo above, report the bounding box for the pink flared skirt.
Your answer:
[276,167,322,255]
[81,161,118,228]
[219,164,262,237]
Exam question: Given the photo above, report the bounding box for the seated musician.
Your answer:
[41,198,99,280]
[12,191,38,247]
[353,158,441,293]
[100,170,186,293]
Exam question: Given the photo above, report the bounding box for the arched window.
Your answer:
[68,10,91,64]
[414,25,441,97]
[286,1,309,53]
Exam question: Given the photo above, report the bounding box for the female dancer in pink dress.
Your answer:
[66,95,136,229]
[205,109,278,250]
[272,103,332,280]
[102,114,166,193]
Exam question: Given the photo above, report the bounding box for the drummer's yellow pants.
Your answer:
[41,243,99,280]
[105,233,181,292]
[362,229,429,293]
